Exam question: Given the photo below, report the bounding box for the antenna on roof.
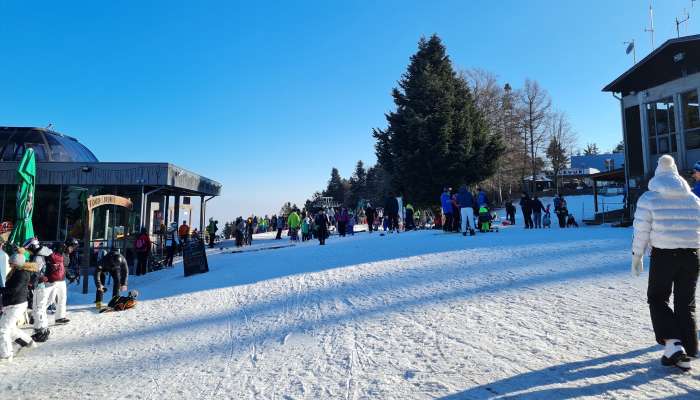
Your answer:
[676,9,691,37]
[624,40,636,64]
[644,2,655,48]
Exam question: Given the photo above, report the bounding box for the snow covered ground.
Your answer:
[2,205,700,399]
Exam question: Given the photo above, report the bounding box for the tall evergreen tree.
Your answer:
[347,160,367,209]
[373,34,504,207]
[323,167,346,203]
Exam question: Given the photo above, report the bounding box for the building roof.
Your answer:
[590,168,625,182]
[603,34,700,94]
[571,153,624,171]
[0,127,98,162]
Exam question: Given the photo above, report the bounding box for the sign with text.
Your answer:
[87,195,133,211]
[182,238,209,277]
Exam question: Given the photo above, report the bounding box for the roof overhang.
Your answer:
[0,162,222,196]
[603,34,700,94]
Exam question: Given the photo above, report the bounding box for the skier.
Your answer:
[519,193,533,229]
[0,252,38,362]
[46,243,69,325]
[457,185,474,236]
[440,188,452,232]
[95,250,129,311]
[632,155,700,371]
[134,227,151,276]
[314,210,330,245]
[25,238,53,342]
[365,203,376,233]
[505,201,516,225]
[384,194,400,233]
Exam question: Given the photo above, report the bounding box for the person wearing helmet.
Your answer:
[0,252,39,362]
[692,161,700,198]
[25,238,54,342]
[63,237,80,284]
[95,250,129,311]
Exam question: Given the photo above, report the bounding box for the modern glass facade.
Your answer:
[0,127,98,162]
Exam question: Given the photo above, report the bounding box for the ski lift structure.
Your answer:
[313,196,341,210]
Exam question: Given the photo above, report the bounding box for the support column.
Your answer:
[164,195,170,227]
[593,180,599,213]
[56,185,63,241]
[174,195,181,230]
[200,195,205,234]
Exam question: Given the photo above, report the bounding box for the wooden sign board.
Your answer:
[182,238,209,277]
[87,195,133,211]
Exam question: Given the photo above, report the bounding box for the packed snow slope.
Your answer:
[3,224,700,399]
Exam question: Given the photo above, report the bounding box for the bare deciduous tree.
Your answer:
[520,79,551,192]
[546,111,577,191]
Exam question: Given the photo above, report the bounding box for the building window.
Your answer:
[646,97,677,155]
[682,90,700,150]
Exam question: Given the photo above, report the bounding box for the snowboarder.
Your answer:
[0,252,38,362]
[95,250,129,311]
[632,155,700,372]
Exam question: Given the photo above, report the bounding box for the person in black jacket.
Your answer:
[384,194,400,233]
[519,193,533,229]
[314,210,330,245]
[1,252,38,361]
[505,201,516,225]
[532,196,546,229]
[365,204,376,234]
[95,250,129,310]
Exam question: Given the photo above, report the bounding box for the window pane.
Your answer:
[668,100,676,133]
[671,134,678,153]
[658,135,670,153]
[649,138,658,154]
[647,103,656,137]
[686,128,700,149]
[683,90,700,130]
[655,101,671,134]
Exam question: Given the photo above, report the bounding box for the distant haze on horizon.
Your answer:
[1,0,691,222]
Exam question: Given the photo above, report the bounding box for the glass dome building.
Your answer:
[0,127,98,162]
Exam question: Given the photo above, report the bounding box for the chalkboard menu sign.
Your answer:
[183,238,209,277]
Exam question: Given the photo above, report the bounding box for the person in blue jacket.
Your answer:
[693,161,700,198]
[457,186,474,236]
[440,188,452,232]
[477,187,488,207]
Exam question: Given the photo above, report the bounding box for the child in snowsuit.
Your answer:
[0,252,38,361]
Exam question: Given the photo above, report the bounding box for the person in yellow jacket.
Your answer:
[287,210,301,241]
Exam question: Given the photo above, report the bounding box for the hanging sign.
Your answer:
[87,195,133,211]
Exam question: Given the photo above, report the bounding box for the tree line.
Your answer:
[305,34,619,211]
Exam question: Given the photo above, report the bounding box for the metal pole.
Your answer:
[56,184,63,241]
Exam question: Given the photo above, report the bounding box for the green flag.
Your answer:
[9,148,36,246]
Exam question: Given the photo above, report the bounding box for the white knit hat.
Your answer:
[9,253,25,267]
[655,154,679,175]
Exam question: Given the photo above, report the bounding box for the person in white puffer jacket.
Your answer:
[632,154,700,371]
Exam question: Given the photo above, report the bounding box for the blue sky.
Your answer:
[0,1,695,222]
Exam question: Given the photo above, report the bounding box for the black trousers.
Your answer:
[648,248,700,357]
[507,211,515,225]
[208,233,215,248]
[556,211,567,228]
[522,209,533,228]
[165,245,175,266]
[136,252,148,276]
[443,213,452,231]
[276,228,283,240]
[95,270,121,304]
[388,214,399,231]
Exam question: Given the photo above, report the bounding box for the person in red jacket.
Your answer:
[134,228,151,276]
[46,243,69,324]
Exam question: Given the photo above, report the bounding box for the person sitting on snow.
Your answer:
[0,252,39,362]
[95,250,129,311]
